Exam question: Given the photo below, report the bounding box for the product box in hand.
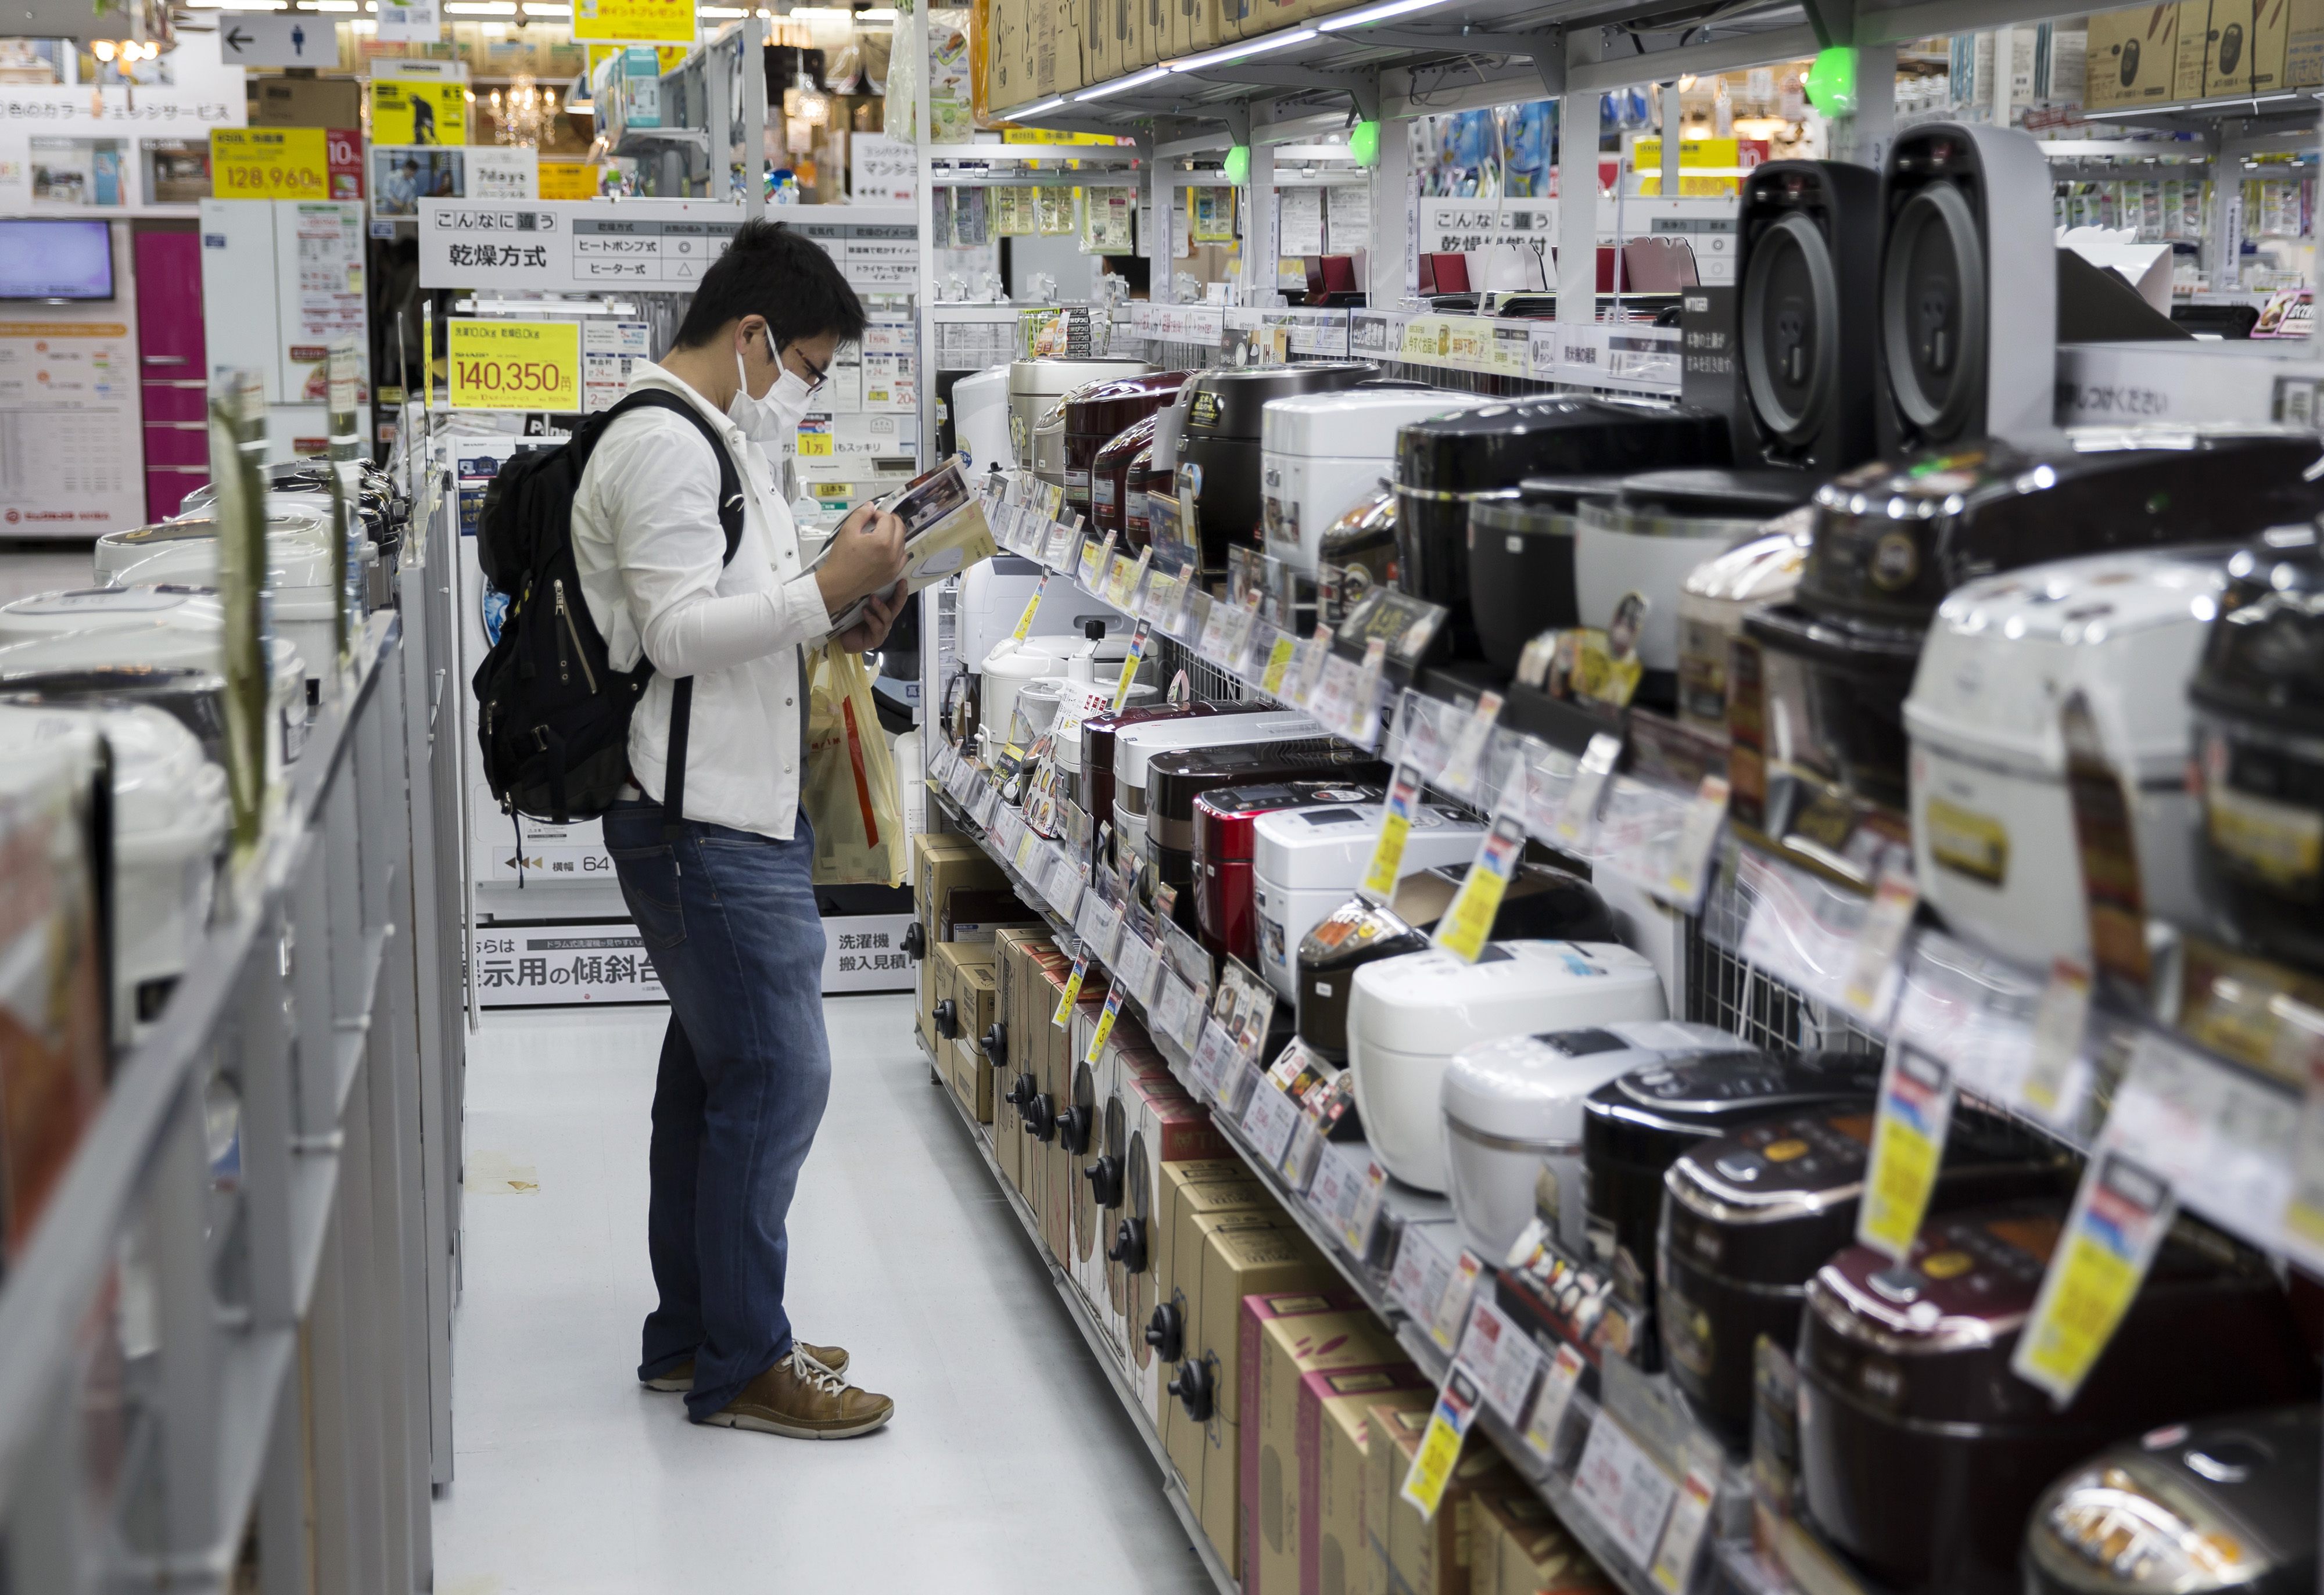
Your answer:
[1317,1382,1437,1595]
[2085,3,2185,104]
[820,458,996,635]
[1243,1297,1410,1595]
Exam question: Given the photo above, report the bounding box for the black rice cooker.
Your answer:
[2189,547,2324,973]
[1179,362,1379,573]
[1395,398,1731,663]
[1466,476,1626,674]
[1745,430,2324,810]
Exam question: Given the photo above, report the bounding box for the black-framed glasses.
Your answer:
[783,340,830,396]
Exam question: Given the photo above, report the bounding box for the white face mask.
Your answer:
[727,331,817,440]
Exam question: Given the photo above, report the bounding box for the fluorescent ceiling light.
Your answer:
[1079,64,1170,99]
[444,2,515,12]
[1171,27,1314,70]
[520,2,569,12]
[700,4,748,12]
[1016,96,1068,115]
[1317,0,1449,27]
[307,2,359,10]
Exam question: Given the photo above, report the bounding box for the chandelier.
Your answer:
[490,75,559,148]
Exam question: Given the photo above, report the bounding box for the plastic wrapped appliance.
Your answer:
[2024,1406,2320,1595]
[2188,547,2324,971]
[0,586,227,649]
[1189,778,1383,962]
[1660,1105,2060,1447]
[0,624,306,777]
[1906,551,2228,968]
[1250,799,1487,999]
[1580,1048,1885,1362]
[1441,1021,1739,1266]
[1745,430,2324,810]
[1294,864,1614,1064]
[1111,710,1320,866]
[1676,512,1812,739]
[0,703,227,1040]
[949,364,1014,474]
[1349,941,1666,1192]
[1260,389,1489,576]
[0,663,226,766]
[1396,398,1731,661]
[1178,363,1379,570]
[1064,372,1185,523]
[1012,674,1156,762]
[1148,745,1385,931]
[1798,1203,2316,1595]
[1008,359,1150,476]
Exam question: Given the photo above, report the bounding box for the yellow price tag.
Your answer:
[209,128,329,200]
[1085,982,1125,1064]
[2012,1149,2174,1403]
[1360,767,1424,902]
[1260,633,1297,698]
[369,77,469,145]
[1398,1370,1482,1521]
[538,161,603,200]
[1110,621,1149,713]
[797,423,834,457]
[1012,572,1049,642]
[446,319,582,412]
[573,0,697,44]
[1079,530,1114,591]
[1858,1047,1954,1261]
[1052,949,1090,1028]
[1434,816,1525,962]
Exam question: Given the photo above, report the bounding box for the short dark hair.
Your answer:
[673,220,867,352]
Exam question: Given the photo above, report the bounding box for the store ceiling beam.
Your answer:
[1177,60,1383,119]
[1855,0,2100,42]
[1796,0,1850,47]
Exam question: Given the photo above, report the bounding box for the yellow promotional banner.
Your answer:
[586,42,688,73]
[447,319,582,412]
[537,161,603,200]
[371,77,469,145]
[573,0,697,45]
[210,128,329,200]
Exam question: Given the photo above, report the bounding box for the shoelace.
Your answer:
[787,1346,848,1395]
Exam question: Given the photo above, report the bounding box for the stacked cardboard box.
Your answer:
[2087,0,2323,106]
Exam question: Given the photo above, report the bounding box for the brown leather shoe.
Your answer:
[642,1342,849,1392]
[698,1346,894,1439]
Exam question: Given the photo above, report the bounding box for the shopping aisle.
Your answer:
[431,994,1218,1595]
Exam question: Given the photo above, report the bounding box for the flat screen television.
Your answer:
[0,220,113,301]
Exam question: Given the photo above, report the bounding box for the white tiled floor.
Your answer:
[431,994,1217,1595]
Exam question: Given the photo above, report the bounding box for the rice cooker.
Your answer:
[1179,363,1380,572]
[1676,511,1812,739]
[1905,551,2229,969]
[1317,486,1401,626]
[0,664,227,768]
[1797,1202,2318,1595]
[1192,778,1383,964]
[1465,476,1626,674]
[1110,709,1319,865]
[977,631,1106,759]
[1744,429,2324,811]
[1396,398,1733,663]
[1095,414,1161,543]
[1659,1105,2061,1449]
[1149,745,1385,932]
[1261,389,1490,576]
[0,702,227,1040]
[0,587,228,649]
[2024,1405,2319,1595]
[1074,700,1259,857]
[1031,403,1069,493]
[1064,372,1186,522]
[1295,864,1617,1064]
[1580,1048,1885,1356]
[949,364,1014,473]
[1012,673,1156,761]
[99,520,352,700]
[1349,941,1666,1192]
[1440,1020,1741,1266]
[2187,547,2324,972]
[95,499,338,581]
[1122,439,1163,552]
[1008,359,1150,478]
[948,556,1127,750]
[0,624,306,777]
[1250,799,1488,999]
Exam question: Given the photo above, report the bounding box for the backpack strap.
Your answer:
[586,387,749,839]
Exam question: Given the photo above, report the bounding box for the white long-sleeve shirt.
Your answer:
[570,360,833,839]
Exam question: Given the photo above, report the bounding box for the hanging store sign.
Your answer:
[209,127,329,200]
[572,0,696,44]
[447,319,582,412]
[417,199,918,294]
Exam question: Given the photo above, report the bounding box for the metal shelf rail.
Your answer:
[0,589,467,1589]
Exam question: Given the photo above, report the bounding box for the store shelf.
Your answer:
[918,1033,1238,1595]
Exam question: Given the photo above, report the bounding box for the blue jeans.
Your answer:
[604,799,831,1420]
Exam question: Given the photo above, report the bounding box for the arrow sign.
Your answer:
[214,12,324,66]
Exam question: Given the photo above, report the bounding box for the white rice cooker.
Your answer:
[1259,389,1490,574]
[0,623,306,777]
[1251,800,1486,998]
[1348,940,1667,1192]
[952,364,1015,475]
[1674,509,1811,739]
[1012,673,1157,757]
[96,520,350,700]
[94,500,338,583]
[1441,1020,1743,1264]
[978,629,1141,760]
[0,702,228,1041]
[1903,549,2228,968]
[1110,709,1320,862]
[0,585,226,647]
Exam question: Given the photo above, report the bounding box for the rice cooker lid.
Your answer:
[1396,398,1730,494]
[1260,388,1491,460]
[1184,362,1380,440]
[1612,467,1817,522]
[1066,372,1188,438]
[0,586,224,642]
[1199,779,1380,825]
[1473,476,1626,537]
[1116,710,1320,785]
[0,700,219,836]
[1351,939,1662,1055]
[1148,740,1360,817]
[2028,1407,2323,1595]
[1443,1020,1740,1141]
[1325,486,1400,541]
[1255,799,1472,881]
[110,532,336,591]
[1299,893,1427,968]
[2192,548,2324,732]
[1681,514,1813,603]
[982,637,1086,679]
[0,623,299,689]
[1010,359,1150,399]
[1583,1047,1879,1164]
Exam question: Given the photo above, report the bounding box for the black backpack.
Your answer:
[470,390,744,838]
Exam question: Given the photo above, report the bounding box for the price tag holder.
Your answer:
[1344,1157,1389,1259]
[1360,764,1426,903]
[1052,949,1091,1028]
[1390,1226,1457,1321]
[1398,1367,1484,1522]
[1554,732,1623,852]
[1648,1459,1721,1595]
[1077,893,1123,966]
[1570,1410,1682,1569]
[1433,813,1527,962]
[1429,1249,1485,1353]
[1839,868,1920,1027]
[1190,1018,1239,1098]
[1259,628,1299,699]
[1453,1296,1544,1425]
[1113,931,1160,1007]
[1143,566,1179,627]
[1436,691,1504,800]
[1079,530,1115,593]
[1084,980,1126,1064]
[2013,1147,2176,1404]
[1048,856,1086,924]
[1858,1043,1956,1263]
[2021,958,2094,1126]
[1294,623,1334,709]
[447,319,584,412]
[1155,970,1206,1052]
[1172,566,1203,640]
[1241,1079,1303,1165]
[1522,1343,1588,1460]
[1122,547,1155,614]
[1013,824,1042,874]
[1012,572,1050,642]
[1110,620,1150,713]
[1663,774,1731,912]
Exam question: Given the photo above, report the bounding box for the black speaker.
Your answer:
[1733,160,1884,475]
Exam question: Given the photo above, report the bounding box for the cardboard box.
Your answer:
[2203,0,2258,89]
[1473,1492,1613,1595]
[1164,1211,1284,1508]
[2251,0,2291,89]
[1245,1298,1409,1595]
[927,939,998,1067]
[1236,0,1306,38]
[2176,0,2214,98]
[1318,1381,1437,1595]
[1369,1405,1522,1595]
[252,77,364,130]
[2086,4,2186,105]
[1195,1228,1332,1578]
[1120,1072,1229,1404]
[949,959,999,1125]
[2287,0,2324,84]
[1088,0,1123,87]
[988,0,1039,111]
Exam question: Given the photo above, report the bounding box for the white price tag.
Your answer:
[1452,1296,1544,1425]
[1013,824,1041,873]
[1345,639,1389,743]
[1839,868,1920,1027]
[1663,775,1730,911]
[1195,591,1244,662]
[1429,1249,1485,1353]
[1390,1225,1459,1323]
[1344,1157,1389,1258]
[1554,732,1623,851]
[1190,1018,1239,1097]
[1648,1463,1720,1595]
[1077,895,1123,965]
[1436,691,1504,800]
[1282,1113,1326,1191]
[1570,1411,1681,1569]
[1311,652,1360,731]
[1293,622,1334,709]
[1241,1079,1303,1165]
[2021,958,2094,1126]
[1522,1342,1587,1459]
[1171,567,1202,638]
[1113,931,1160,1006]
[1048,856,1086,923]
